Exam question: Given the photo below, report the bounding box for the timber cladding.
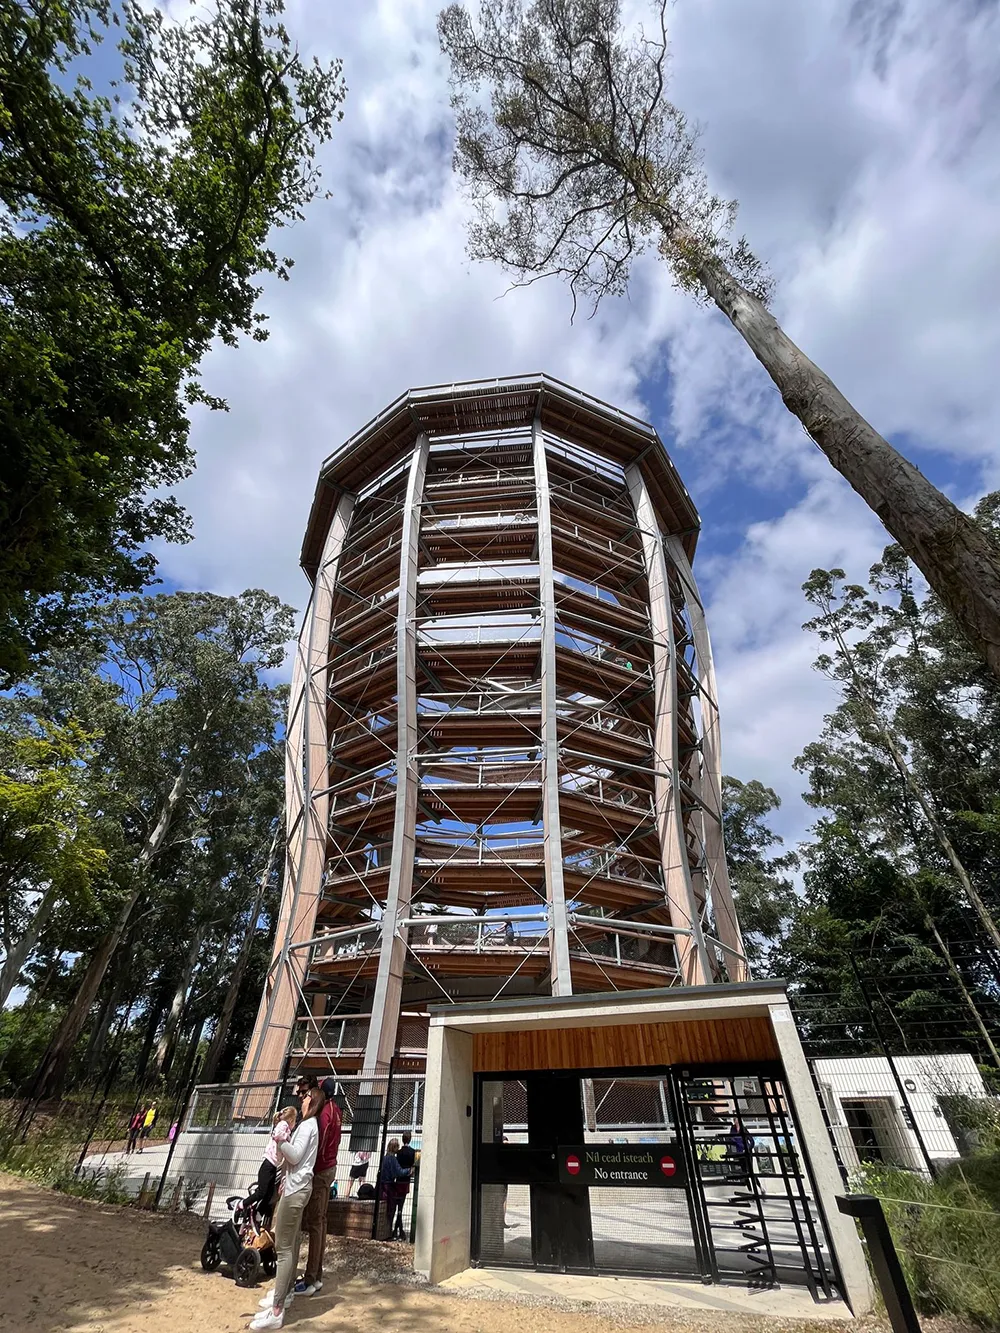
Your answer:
[471,1017,778,1072]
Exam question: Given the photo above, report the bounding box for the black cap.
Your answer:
[321,1077,337,1097]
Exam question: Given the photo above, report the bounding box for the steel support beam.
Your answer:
[363,435,429,1071]
[665,535,747,980]
[243,490,355,1080]
[625,464,711,986]
[533,416,573,995]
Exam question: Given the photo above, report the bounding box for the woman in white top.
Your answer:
[250,1086,323,1330]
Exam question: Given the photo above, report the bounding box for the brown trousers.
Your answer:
[302,1166,337,1284]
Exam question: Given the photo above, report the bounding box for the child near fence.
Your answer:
[256,1106,296,1223]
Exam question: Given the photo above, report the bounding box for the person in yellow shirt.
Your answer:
[138,1103,157,1151]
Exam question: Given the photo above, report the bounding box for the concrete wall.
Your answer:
[414,1025,473,1284]
[765,1002,873,1313]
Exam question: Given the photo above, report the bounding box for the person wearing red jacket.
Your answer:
[294,1076,342,1297]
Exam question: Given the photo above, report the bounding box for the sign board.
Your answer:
[557,1143,686,1188]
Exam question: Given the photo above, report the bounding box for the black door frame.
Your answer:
[471,1060,843,1294]
[472,1064,710,1281]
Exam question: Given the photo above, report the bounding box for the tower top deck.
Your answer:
[300,373,700,579]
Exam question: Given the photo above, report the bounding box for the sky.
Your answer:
[152,0,1000,855]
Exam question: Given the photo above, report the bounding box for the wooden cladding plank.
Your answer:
[471,1016,778,1072]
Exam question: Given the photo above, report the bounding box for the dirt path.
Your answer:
[1,1170,876,1333]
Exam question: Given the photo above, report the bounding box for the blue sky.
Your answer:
[145,0,1000,856]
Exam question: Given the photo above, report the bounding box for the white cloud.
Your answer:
[704,476,890,846]
[155,0,1000,854]
[664,0,1000,482]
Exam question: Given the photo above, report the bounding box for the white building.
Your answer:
[813,1053,989,1174]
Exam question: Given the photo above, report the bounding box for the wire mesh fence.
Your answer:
[787,940,1000,1323]
[0,1077,199,1205]
[74,1068,426,1242]
[2,1065,426,1248]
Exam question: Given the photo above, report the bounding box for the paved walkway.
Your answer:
[441,1267,853,1321]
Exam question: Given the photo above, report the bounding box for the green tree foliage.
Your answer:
[720,776,797,975]
[438,0,1000,680]
[780,497,1000,1065]
[5,587,292,1098]
[0,716,107,1008]
[0,0,346,679]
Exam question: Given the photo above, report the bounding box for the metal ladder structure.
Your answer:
[676,1069,837,1298]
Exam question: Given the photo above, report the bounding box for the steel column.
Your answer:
[363,435,429,1070]
[533,416,573,995]
[626,465,710,985]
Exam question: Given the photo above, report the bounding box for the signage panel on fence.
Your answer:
[557,1143,686,1187]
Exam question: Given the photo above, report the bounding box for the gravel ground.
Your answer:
[0,1170,980,1333]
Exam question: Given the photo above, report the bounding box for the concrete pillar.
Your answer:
[767,1001,874,1313]
[665,535,747,981]
[243,489,355,1082]
[414,1023,474,1283]
[625,465,709,986]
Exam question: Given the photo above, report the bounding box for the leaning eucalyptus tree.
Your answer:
[438,0,1000,678]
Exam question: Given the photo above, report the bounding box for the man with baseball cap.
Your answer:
[294,1075,342,1297]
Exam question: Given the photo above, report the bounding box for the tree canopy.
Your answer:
[0,0,346,680]
[780,499,1000,1067]
[0,586,291,1097]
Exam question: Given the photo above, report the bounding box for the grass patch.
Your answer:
[859,1161,1000,1326]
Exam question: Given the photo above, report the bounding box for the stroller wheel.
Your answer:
[234,1247,263,1288]
[200,1235,222,1271]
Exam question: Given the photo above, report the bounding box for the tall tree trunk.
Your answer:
[136,977,171,1087]
[82,955,128,1080]
[923,911,1000,1069]
[155,924,204,1077]
[29,720,211,1100]
[200,826,278,1085]
[176,1016,205,1095]
[688,252,1000,680]
[0,878,60,1010]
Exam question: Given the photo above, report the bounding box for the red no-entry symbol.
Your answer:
[660,1155,677,1176]
[566,1154,581,1175]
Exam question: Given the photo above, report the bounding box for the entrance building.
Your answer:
[414,982,872,1312]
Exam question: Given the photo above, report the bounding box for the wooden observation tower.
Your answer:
[244,375,746,1081]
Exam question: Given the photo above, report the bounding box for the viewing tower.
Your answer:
[244,375,746,1081]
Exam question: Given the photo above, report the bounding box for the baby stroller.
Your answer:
[200,1178,277,1287]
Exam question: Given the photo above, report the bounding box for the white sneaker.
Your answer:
[249,1311,283,1331]
[294,1278,322,1296]
[257,1292,293,1310]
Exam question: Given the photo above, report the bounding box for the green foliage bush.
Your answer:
[859,1162,1000,1326]
[0,1097,134,1207]
[0,1007,63,1092]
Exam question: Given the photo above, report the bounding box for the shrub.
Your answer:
[183,1178,205,1212]
[53,1162,131,1205]
[859,1162,1000,1326]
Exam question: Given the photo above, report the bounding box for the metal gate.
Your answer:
[675,1067,835,1297]
[471,1064,839,1298]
